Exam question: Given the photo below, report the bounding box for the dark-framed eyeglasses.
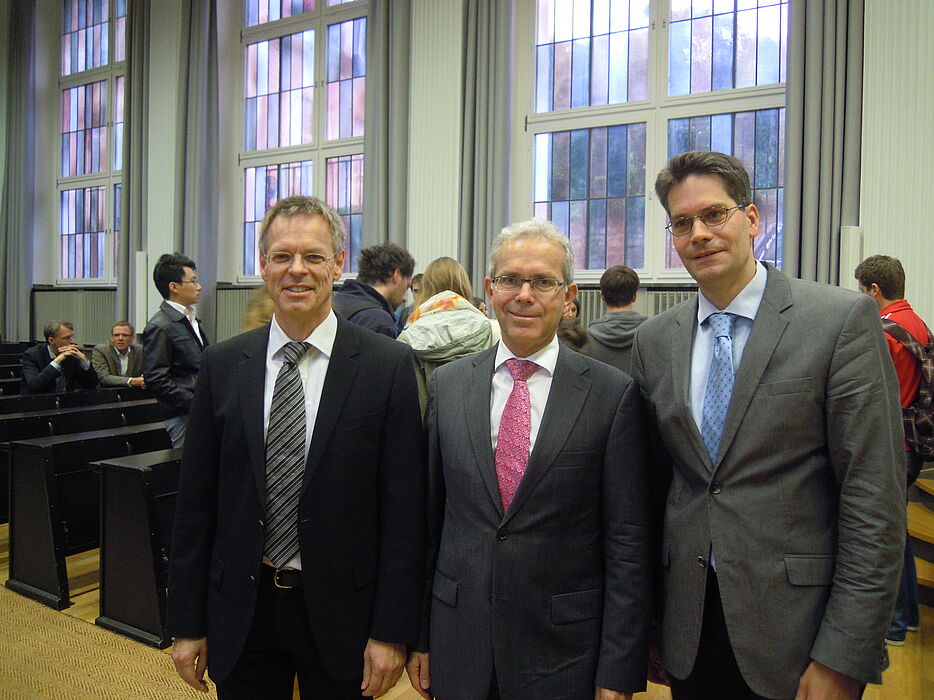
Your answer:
[666,204,748,237]
[265,251,339,267]
[491,276,566,295]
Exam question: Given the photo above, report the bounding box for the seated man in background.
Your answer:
[21,320,98,394]
[92,321,146,388]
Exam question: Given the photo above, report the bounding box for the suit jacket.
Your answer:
[423,342,652,699]
[141,301,209,417]
[20,343,98,394]
[165,317,425,685]
[630,264,905,698]
[91,342,143,386]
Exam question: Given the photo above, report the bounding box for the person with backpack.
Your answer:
[856,254,931,646]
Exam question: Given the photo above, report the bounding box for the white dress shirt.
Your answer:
[262,311,337,570]
[490,335,560,454]
[114,346,130,376]
[165,299,204,345]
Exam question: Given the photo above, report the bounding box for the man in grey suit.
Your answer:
[631,151,905,699]
[92,321,145,387]
[407,219,652,700]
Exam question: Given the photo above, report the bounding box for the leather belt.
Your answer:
[263,563,302,589]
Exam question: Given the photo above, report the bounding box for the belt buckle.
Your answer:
[273,568,295,589]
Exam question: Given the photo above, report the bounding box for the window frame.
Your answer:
[511,0,787,285]
[56,2,126,286]
[237,0,367,283]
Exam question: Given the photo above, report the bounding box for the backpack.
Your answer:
[880,317,934,459]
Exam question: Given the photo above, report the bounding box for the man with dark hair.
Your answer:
[588,265,647,374]
[21,320,98,394]
[631,150,904,699]
[332,243,415,338]
[167,196,424,699]
[142,252,209,447]
[92,321,145,387]
[855,254,927,646]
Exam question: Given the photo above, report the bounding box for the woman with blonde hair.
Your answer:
[398,256,498,415]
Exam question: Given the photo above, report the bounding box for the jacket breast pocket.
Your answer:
[784,554,835,586]
[432,569,458,608]
[551,588,602,624]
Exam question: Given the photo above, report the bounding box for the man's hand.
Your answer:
[405,651,432,699]
[361,638,405,697]
[171,637,209,692]
[794,660,862,700]
[55,344,86,365]
[129,375,146,388]
[595,686,632,700]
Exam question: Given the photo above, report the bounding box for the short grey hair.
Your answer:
[488,218,575,284]
[258,196,345,258]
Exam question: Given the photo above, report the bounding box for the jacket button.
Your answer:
[497,529,507,540]
[258,520,264,528]
[709,481,721,494]
[697,556,707,568]
[249,575,256,587]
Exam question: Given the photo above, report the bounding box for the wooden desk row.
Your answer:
[2,387,181,648]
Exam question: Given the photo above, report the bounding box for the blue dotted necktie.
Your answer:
[701,313,736,463]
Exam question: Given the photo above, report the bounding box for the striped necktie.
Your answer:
[264,341,311,568]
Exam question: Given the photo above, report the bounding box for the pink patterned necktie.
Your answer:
[495,359,539,513]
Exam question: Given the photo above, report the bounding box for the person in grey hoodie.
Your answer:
[588,265,647,375]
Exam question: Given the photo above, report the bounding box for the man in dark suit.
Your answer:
[142,252,209,447]
[21,320,98,394]
[407,219,651,700]
[167,196,425,699]
[92,321,145,387]
[631,151,905,699]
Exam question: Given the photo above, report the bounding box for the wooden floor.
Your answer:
[1,524,931,699]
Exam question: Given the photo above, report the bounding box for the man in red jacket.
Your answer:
[856,254,927,645]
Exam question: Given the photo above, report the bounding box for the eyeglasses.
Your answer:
[177,278,200,285]
[666,204,748,237]
[491,276,566,295]
[265,251,338,267]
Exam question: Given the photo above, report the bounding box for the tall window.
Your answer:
[58,0,127,280]
[519,0,788,280]
[241,0,367,275]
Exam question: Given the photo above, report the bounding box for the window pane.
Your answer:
[668,0,788,96]
[534,123,646,270]
[112,74,124,170]
[245,0,315,27]
[60,186,106,279]
[535,0,650,112]
[115,0,126,62]
[62,0,110,76]
[113,182,121,276]
[61,80,108,177]
[326,17,366,140]
[245,30,315,151]
[326,153,363,273]
[665,107,785,268]
[243,160,314,275]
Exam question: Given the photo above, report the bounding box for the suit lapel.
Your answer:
[238,326,271,504]
[302,319,360,492]
[465,348,501,516]
[673,298,712,469]
[713,265,792,471]
[502,345,590,525]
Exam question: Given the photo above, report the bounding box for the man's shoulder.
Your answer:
[92,342,110,354]
[21,344,46,362]
[433,345,496,383]
[337,317,410,358]
[203,325,267,360]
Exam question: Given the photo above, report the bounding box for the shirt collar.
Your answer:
[697,260,767,326]
[165,299,196,317]
[112,345,130,356]
[494,334,560,377]
[267,310,337,363]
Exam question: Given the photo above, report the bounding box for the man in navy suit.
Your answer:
[167,196,425,699]
[21,320,98,394]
